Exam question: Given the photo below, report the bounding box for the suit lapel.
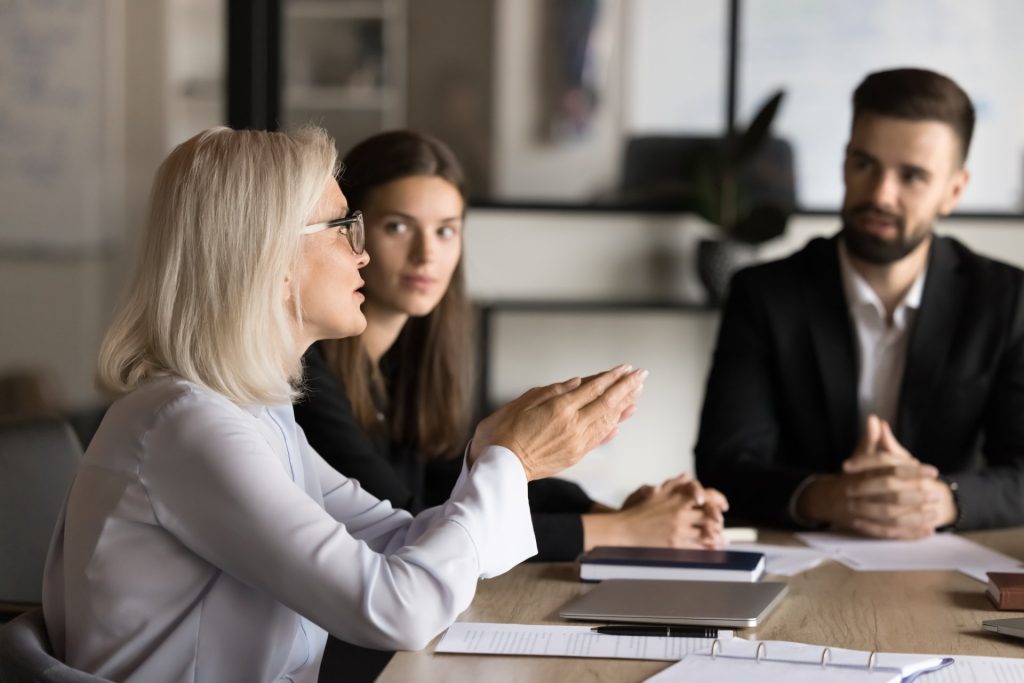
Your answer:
[896,237,965,450]
[806,238,859,465]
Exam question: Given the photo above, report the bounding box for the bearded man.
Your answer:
[696,68,1024,537]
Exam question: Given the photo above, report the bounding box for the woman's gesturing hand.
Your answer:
[470,364,647,481]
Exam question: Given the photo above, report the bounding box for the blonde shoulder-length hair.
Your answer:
[97,126,338,405]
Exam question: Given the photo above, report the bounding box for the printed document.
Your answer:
[435,622,733,661]
[796,532,1022,581]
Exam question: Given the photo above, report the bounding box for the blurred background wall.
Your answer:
[2,0,1022,504]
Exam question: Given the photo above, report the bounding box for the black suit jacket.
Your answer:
[695,235,1024,530]
[293,344,595,561]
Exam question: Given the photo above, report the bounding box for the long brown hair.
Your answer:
[320,130,470,459]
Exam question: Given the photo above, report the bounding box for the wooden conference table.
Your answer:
[377,528,1024,682]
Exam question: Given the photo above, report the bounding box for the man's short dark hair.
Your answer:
[853,68,975,164]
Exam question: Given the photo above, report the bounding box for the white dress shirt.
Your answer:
[788,243,927,524]
[42,376,536,682]
[838,242,927,427]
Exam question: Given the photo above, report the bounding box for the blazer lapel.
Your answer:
[806,238,860,465]
[896,236,965,450]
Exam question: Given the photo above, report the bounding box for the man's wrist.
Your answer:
[795,474,839,525]
[937,478,962,530]
[789,475,824,527]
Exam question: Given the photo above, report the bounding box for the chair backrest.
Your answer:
[619,135,797,210]
[0,419,82,608]
[0,608,111,682]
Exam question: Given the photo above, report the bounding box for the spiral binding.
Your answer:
[708,640,880,670]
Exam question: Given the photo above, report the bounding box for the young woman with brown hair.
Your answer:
[294,130,729,562]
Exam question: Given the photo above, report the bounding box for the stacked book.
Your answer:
[578,547,766,583]
[986,572,1024,610]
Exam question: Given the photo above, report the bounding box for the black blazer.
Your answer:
[293,344,595,561]
[695,235,1024,530]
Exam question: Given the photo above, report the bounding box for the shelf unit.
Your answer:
[282,0,406,152]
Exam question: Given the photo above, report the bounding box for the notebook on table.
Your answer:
[985,571,1024,609]
[578,546,766,582]
[559,579,787,628]
[646,638,953,682]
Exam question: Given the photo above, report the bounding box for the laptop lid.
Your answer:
[559,579,788,628]
[983,617,1024,640]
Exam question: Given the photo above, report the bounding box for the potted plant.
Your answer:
[690,90,794,303]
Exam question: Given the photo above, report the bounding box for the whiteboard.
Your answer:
[0,0,117,250]
[625,0,728,135]
[738,0,1024,213]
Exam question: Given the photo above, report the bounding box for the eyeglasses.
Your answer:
[301,210,365,255]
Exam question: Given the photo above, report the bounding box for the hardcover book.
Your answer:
[986,572,1024,610]
[578,546,765,583]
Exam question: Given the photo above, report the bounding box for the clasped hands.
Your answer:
[797,415,957,539]
[585,473,729,550]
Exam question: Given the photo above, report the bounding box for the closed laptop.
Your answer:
[559,579,788,628]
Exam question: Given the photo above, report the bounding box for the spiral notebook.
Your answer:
[646,639,953,683]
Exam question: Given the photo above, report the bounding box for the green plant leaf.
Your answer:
[732,90,785,165]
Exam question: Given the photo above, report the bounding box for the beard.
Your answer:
[839,203,932,265]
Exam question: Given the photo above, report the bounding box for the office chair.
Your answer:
[0,608,110,682]
[0,419,82,618]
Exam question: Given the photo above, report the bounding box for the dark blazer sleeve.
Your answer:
[957,342,1024,528]
[694,267,821,525]
[947,265,1024,530]
[525,478,592,561]
[526,478,595,513]
[293,347,416,510]
[424,459,590,560]
[528,513,585,561]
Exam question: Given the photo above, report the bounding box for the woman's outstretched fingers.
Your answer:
[515,376,583,410]
[579,369,647,448]
[562,364,634,409]
[580,368,647,423]
[472,365,645,482]
[598,426,620,446]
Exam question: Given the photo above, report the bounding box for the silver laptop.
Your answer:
[983,617,1024,640]
[559,579,788,628]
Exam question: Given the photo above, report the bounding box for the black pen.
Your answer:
[591,625,718,638]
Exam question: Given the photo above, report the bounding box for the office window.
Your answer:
[624,0,728,135]
[739,0,1024,213]
[233,1,1024,213]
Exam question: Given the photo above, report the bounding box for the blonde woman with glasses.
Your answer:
[41,126,645,683]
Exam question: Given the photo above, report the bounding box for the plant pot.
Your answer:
[697,238,757,305]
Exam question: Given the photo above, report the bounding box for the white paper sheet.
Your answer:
[925,654,1024,681]
[796,532,1023,582]
[728,543,828,576]
[434,622,733,661]
[722,527,759,543]
[645,639,949,683]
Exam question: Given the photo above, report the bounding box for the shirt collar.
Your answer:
[838,239,927,329]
